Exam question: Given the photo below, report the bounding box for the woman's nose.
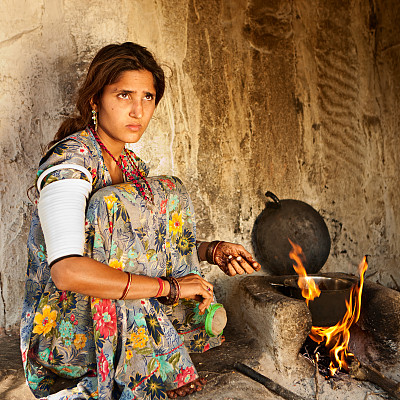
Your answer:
[129,100,143,119]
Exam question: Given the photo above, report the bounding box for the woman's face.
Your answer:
[92,69,156,151]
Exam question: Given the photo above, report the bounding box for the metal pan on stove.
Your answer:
[283,276,354,327]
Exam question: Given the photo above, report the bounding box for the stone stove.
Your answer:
[225,273,400,399]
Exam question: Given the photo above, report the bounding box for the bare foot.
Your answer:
[167,377,207,398]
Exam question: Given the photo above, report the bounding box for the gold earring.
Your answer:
[91,110,98,131]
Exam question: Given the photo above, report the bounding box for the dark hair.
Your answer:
[49,42,165,147]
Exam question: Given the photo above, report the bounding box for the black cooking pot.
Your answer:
[283,276,353,326]
[252,192,331,275]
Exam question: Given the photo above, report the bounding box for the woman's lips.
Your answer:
[126,124,142,132]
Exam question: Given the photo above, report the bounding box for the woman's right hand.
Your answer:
[176,274,214,314]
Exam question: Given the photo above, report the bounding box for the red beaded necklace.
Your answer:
[89,126,155,205]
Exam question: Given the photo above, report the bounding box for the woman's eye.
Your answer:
[118,93,130,100]
[144,93,154,101]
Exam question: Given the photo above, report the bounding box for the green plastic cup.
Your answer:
[205,303,227,337]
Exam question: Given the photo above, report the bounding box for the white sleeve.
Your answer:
[37,165,93,265]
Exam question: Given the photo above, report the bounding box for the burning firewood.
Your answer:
[290,240,369,377]
[289,244,400,396]
[348,356,400,400]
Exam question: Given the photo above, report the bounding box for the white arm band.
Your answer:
[37,165,93,265]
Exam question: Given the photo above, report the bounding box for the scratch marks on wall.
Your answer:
[0,273,5,331]
[204,28,213,69]
[316,12,364,174]
[0,25,42,49]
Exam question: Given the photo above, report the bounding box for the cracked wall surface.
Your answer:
[0,0,399,332]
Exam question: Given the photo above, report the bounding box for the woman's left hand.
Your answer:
[213,242,261,276]
[176,274,214,313]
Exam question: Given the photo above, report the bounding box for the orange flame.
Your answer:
[309,256,368,375]
[289,239,321,305]
[289,240,369,376]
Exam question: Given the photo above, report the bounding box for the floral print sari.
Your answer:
[20,129,222,399]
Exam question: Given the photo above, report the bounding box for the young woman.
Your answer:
[21,42,260,400]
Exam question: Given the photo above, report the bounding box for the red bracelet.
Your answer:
[155,277,164,297]
[119,272,132,300]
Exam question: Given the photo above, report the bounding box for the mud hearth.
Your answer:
[225,274,400,399]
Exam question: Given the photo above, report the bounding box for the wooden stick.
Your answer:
[348,357,400,400]
[234,362,307,400]
[314,354,320,400]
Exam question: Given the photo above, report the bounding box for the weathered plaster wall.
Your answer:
[0,0,399,332]
[293,0,400,282]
